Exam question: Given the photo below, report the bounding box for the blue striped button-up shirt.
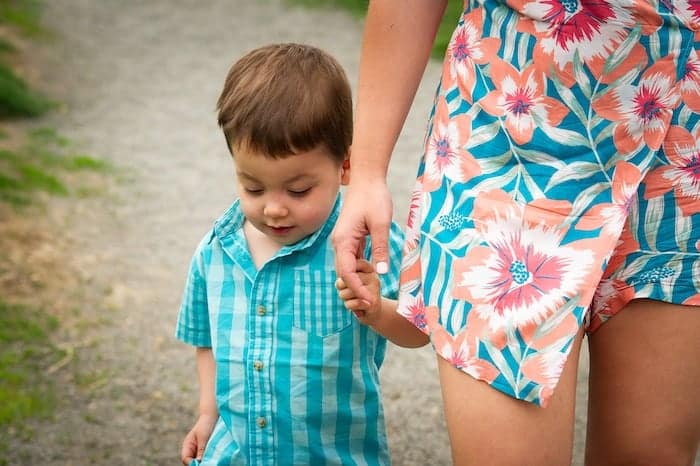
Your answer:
[176,195,404,466]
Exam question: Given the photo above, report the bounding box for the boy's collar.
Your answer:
[211,193,342,253]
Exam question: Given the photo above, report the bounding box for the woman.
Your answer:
[333,0,700,464]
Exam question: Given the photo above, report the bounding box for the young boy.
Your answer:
[175,43,420,466]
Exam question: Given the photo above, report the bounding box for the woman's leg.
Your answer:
[586,299,700,466]
[438,330,584,466]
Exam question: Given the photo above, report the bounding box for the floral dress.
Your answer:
[397,0,700,406]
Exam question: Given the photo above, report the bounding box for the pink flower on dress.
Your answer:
[511,0,655,86]
[520,350,568,405]
[644,125,700,216]
[680,50,700,113]
[674,0,700,40]
[480,59,569,145]
[423,97,481,191]
[403,177,424,249]
[452,189,601,333]
[603,226,640,279]
[397,292,428,333]
[443,7,501,103]
[426,306,500,382]
[593,58,680,154]
[577,161,642,237]
[587,278,635,332]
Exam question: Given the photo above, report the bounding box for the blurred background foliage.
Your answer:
[288,0,464,58]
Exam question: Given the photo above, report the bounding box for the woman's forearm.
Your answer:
[352,0,448,178]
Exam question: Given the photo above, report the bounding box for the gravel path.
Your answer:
[14,1,697,465]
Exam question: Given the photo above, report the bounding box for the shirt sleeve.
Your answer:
[175,235,212,347]
[365,222,404,301]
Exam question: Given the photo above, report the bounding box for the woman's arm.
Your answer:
[333,0,447,304]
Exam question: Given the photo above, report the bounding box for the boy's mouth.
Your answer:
[268,225,294,235]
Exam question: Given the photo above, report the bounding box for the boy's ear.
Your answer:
[340,155,351,185]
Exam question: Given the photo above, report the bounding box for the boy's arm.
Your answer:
[196,347,217,418]
[370,296,430,348]
[336,260,429,348]
[181,347,218,465]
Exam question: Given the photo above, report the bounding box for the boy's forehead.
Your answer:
[233,148,340,183]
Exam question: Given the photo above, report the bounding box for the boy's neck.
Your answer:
[243,220,284,269]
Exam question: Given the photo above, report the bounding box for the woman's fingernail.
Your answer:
[376,262,388,274]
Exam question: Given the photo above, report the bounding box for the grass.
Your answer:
[0,127,111,207]
[0,0,44,37]
[0,0,53,119]
[288,0,464,58]
[0,298,62,460]
[0,61,54,118]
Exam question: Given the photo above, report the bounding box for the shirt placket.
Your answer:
[247,264,276,465]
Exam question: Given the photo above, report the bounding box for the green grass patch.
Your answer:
[0,61,53,118]
[0,0,44,37]
[0,128,111,207]
[0,0,53,120]
[0,298,61,448]
[288,0,464,58]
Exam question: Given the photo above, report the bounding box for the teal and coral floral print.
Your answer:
[398,0,700,406]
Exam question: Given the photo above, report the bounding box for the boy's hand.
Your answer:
[181,414,217,465]
[335,259,382,326]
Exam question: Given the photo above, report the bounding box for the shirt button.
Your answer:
[253,360,263,371]
[256,416,267,428]
[256,305,267,316]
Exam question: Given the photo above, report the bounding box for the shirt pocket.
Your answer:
[292,269,353,337]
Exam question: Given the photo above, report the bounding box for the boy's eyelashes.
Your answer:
[242,187,313,197]
[288,187,311,197]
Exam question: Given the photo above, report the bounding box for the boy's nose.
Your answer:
[263,201,288,218]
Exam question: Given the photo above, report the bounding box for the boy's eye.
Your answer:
[288,187,311,197]
[244,188,263,195]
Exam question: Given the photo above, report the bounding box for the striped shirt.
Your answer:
[176,195,404,466]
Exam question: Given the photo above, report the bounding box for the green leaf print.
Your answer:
[522,170,545,199]
[676,211,692,253]
[602,24,641,76]
[569,182,609,222]
[467,120,501,150]
[573,50,591,99]
[594,124,614,148]
[643,196,665,251]
[501,14,519,64]
[623,255,652,278]
[477,149,513,175]
[474,164,519,192]
[538,124,591,147]
[484,340,517,387]
[544,161,600,192]
[517,148,566,169]
[551,73,588,124]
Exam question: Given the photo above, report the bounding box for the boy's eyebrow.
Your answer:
[237,171,315,184]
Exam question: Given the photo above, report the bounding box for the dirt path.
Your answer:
[15,1,688,465]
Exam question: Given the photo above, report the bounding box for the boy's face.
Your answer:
[233,144,349,247]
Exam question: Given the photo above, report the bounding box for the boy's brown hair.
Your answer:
[217,43,352,163]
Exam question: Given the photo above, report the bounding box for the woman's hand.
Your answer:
[333,178,393,306]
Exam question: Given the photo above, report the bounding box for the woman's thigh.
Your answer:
[586,299,700,466]
[438,329,584,466]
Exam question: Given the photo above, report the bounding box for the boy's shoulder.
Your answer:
[189,201,243,256]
